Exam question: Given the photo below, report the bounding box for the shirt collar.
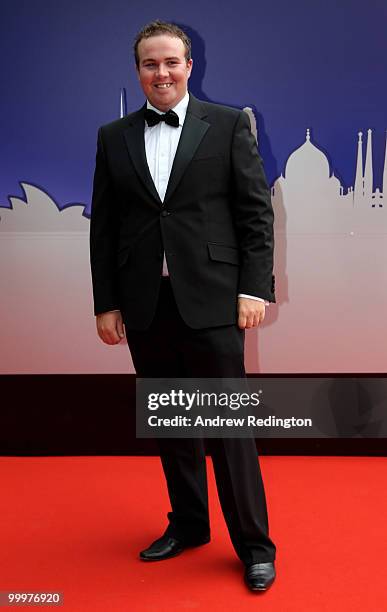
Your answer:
[146,91,189,127]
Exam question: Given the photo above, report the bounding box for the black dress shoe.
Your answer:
[139,534,210,561]
[244,562,276,591]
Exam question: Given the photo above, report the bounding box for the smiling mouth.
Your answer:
[154,83,173,89]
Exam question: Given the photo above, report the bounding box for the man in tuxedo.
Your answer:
[90,20,276,591]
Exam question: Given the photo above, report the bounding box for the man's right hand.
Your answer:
[96,311,125,345]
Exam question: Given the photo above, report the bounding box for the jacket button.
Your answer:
[161,210,170,217]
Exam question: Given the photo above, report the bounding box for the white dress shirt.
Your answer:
[145,93,188,276]
[144,92,266,304]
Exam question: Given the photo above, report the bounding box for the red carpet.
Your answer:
[0,456,386,611]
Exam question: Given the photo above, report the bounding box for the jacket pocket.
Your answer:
[207,243,239,266]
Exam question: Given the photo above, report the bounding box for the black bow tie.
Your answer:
[145,108,180,128]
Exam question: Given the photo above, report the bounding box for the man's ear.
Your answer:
[135,65,140,80]
[187,59,193,78]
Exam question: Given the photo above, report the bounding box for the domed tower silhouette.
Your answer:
[285,129,331,185]
[272,129,349,233]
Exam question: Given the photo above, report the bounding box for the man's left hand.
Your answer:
[237,297,265,329]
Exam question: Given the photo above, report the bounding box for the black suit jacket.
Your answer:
[90,94,275,330]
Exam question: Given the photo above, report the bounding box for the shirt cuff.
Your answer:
[238,294,269,306]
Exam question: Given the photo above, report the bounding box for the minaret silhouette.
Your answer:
[364,128,373,201]
[243,107,258,146]
[383,131,387,203]
[354,131,364,206]
[120,88,127,118]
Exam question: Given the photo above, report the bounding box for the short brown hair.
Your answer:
[134,20,192,68]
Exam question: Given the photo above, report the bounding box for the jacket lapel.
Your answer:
[123,108,162,205]
[163,95,210,204]
[122,95,210,206]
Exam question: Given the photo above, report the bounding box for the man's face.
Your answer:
[136,34,193,112]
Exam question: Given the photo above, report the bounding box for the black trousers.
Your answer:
[126,278,276,565]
